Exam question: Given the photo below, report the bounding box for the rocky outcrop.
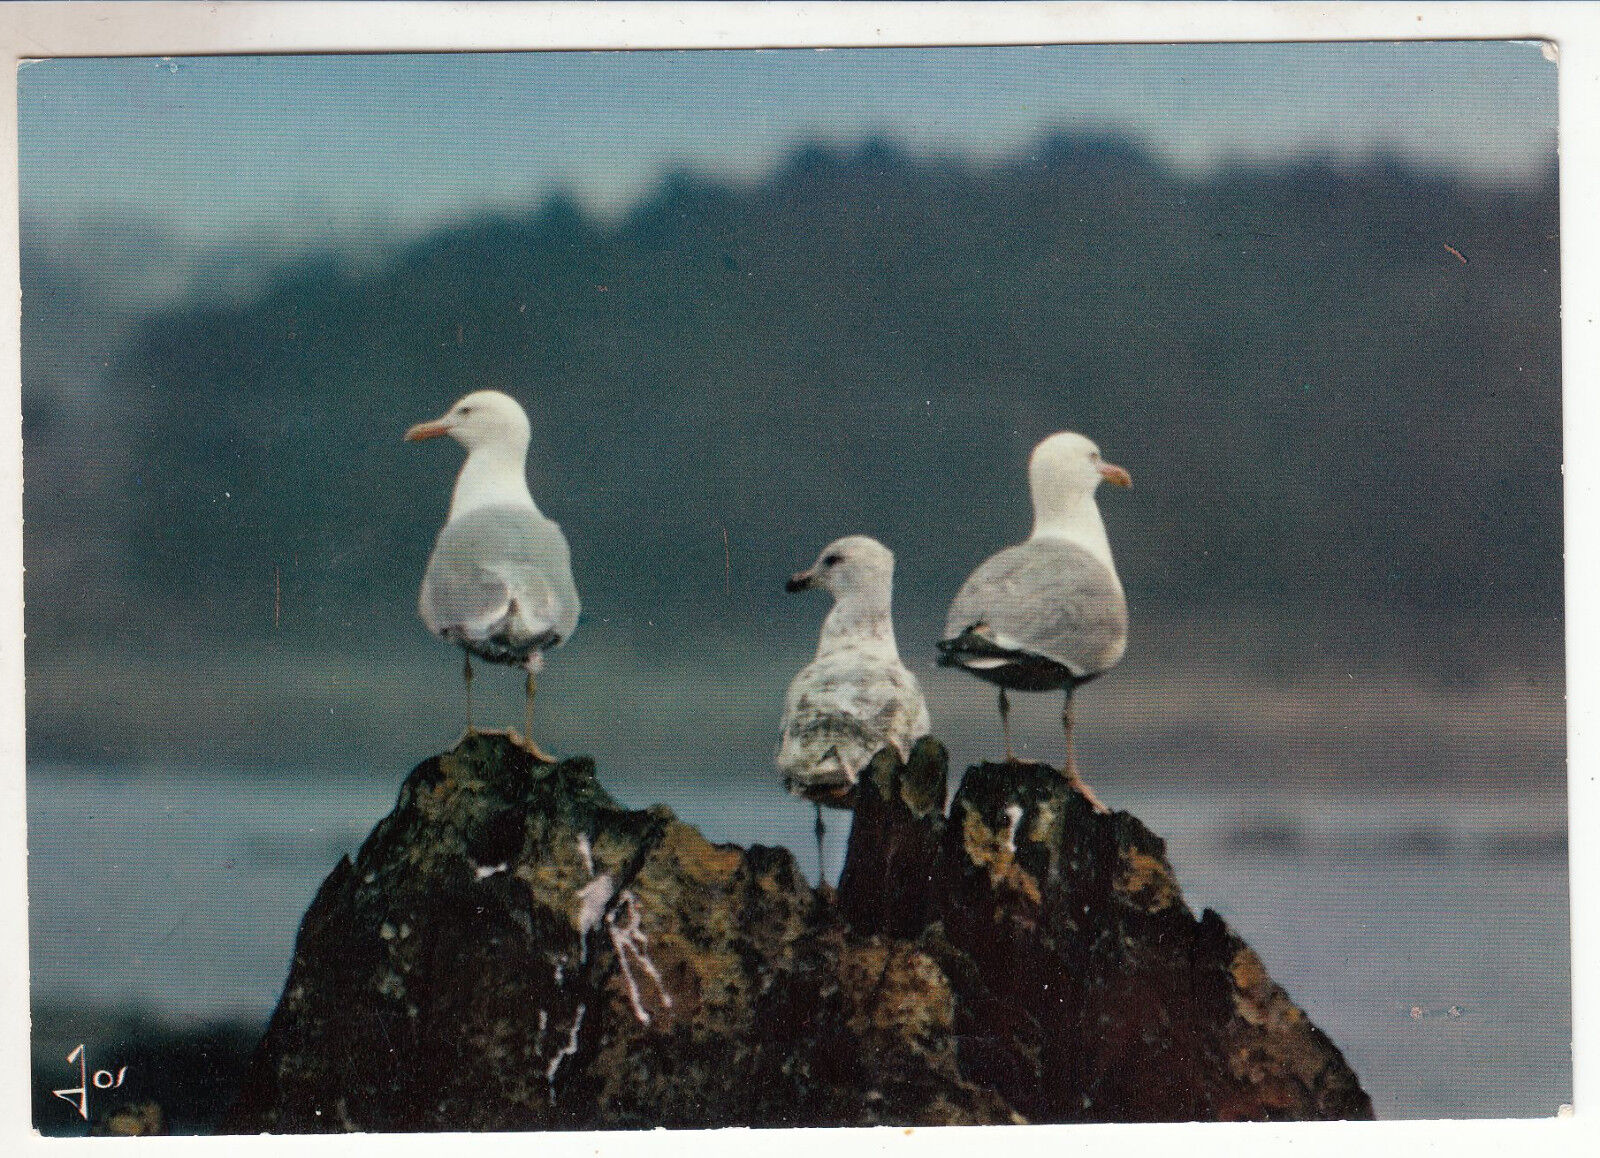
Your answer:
[853,747,1372,1121]
[224,732,1371,1131]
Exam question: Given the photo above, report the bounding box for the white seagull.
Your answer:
[937,431,1130,809]
[406,390,580,760]
[780,535,931,874]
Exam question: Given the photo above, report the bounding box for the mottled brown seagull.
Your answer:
[780,535,931,878]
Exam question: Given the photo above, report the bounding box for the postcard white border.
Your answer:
[0,3,1594,1156]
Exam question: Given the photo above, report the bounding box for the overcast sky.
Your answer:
[19,41,1557,247]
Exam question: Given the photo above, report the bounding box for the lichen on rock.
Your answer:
[224,733,1372,1131]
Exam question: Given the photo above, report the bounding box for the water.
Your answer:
[27,765,1570,1122]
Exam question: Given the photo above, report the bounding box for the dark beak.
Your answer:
[786,569,814,594]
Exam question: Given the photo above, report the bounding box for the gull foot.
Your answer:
[514,731,558,764]
[1065,768,1109,814]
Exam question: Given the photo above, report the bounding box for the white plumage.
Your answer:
[938,431,1130,806]
[406,389,578,754]
[779,536,930,806]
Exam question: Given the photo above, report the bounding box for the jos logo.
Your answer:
[52,1044,129,1121]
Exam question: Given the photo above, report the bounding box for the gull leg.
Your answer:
[999,687,1016,763]
[1061,689,1107,813]
[462,652,476,733]
[1061,689,1072,778]
[521,668,557,764]
[814,803,827,889]
[525,670,534,744]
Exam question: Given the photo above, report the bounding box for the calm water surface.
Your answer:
[27,765,1570,1121]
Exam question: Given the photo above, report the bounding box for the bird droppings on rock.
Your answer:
[1003,803,1025,853]
[604,889,673,1025]
[224,733,1372,1131]
[543,1005,586,1101]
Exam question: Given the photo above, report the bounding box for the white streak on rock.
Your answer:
[544,1004,585,1103]
[608,891,673,1024]
[576,873,614,966]
[571,834,672,1023]
[1004,804,1025,853]
[474,861,508,880]
[577,873,614,935]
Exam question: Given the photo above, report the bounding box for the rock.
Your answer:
[836,738,948,938]
[224,732,1371,1131]
[924,758,1373,1122]
[223,732,1012,1131]
[91,1101,166,1136]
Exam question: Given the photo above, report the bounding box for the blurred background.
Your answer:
[20,44,1565,1129]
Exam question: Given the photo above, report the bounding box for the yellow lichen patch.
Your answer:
[518,854,591,900]
[1029,799,1059,844]
[960,809,1043,905]
[1231,944,1269,993]
[420,776,457,814]
[615,831,774,1026]
[585,832,632,874]
[1230,946,1271,1026]
[839,942,954,1042]
[960,808,1015,877]
[660,826,743,887]
[637,841,750,950]
[1230,945,1306,1035]
[1117,848,1181,912]
[1009,866,1042,905]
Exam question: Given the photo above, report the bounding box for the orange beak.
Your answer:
[404,419,451,442]
[1099,461,1132,488]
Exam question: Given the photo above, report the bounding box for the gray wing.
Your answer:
[778,655,931,796]
[419,504,581,645]
[942,540,1125,677]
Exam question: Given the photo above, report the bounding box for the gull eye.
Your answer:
[823,553,843,567]
[459,406,472,415]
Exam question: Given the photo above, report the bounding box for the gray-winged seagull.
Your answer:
[406,390,580,761]
[937,431,1130,810]
[780,535,931,878]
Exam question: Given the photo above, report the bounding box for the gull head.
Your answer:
[786,535,895,601]
[1029,430,1131,509]
[405,390,531,453]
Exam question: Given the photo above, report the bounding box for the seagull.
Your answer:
[937,431,1130,810]
[780,535,931,879]
[406,390,580,761]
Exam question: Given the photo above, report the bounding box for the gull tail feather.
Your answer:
[937,625,1026,667]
